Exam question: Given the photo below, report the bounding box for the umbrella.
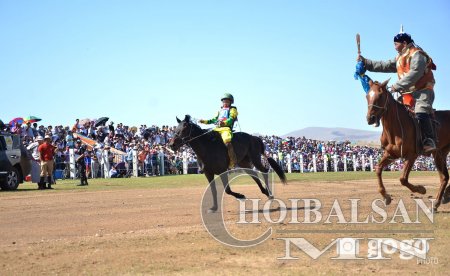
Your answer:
[94,117,109,127]
[23,115,42,123]
[9,117,24,126]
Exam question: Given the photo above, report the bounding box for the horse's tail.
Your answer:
[267,157,287,185]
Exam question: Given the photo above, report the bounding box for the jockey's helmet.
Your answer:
[221,93,234,104]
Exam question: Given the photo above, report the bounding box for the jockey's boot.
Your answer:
[226,143,238,170]
[38,177,46,190]
[416,113,437,153]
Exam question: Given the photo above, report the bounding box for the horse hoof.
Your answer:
[441,197,450,205]
[416,185,427,195]
[207,207,218,213]
[268,195,274,200]
[384,195,392,206]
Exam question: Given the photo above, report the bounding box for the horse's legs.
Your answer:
[238,159,271,198]
[252,156,275,199]
[205,171,218,212]
[376,154,394,205]
[433,150,450,210]
[399,156,427,194]
[246,169,273,199]
[251,156,269,174]
[220,171,246,200]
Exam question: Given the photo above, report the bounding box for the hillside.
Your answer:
[282,127,381,142]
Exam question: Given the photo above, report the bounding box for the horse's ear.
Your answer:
[381,78,391,89]
[176,117,181,123]
[184,115,191,122]
[369,80,374,87]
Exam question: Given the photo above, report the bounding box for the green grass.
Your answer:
[1,171,439,195]
[285,170,437,182]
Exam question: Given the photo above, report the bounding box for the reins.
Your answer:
[176,124,213,147]
[367,89,389,116]
[393,92,405,158]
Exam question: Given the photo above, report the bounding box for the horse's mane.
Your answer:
[183,115,204,132]
[183,115,215,137]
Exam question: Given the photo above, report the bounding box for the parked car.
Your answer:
[0,133,31,190]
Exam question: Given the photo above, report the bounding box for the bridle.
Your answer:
[172,123,212,148]
[368,87,406,158]
[367,88,390,118]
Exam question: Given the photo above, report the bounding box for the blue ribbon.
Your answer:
[354,61,372,93]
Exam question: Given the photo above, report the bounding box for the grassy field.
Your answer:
[3,171,439,193]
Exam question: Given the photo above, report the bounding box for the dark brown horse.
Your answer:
[169,115,287,212]
[366,79,450,211]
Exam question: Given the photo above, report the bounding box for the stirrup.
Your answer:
[423,138,437,153]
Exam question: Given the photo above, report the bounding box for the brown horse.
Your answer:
[366,79,450,211]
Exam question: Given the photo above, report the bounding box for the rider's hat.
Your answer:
[221,93,234,104]
[394,24,413,44]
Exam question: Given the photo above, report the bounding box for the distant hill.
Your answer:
[282,127,381,143]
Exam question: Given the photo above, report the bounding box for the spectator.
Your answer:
[110,165,118,178]
[11,122,22,135]
[26,136,44,187]
[23,121,34,139]
[72,119,80,133]
[66,130,75,149]
[76,148,88,186]
[37,135,56,189]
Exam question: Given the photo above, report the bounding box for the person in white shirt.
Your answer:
[26,136,44,187]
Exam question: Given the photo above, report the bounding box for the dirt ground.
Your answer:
[1,175,449,275]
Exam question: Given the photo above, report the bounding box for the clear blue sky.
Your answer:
[1,0,449,135]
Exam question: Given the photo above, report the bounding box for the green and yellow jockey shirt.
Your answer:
[205,106,238,130]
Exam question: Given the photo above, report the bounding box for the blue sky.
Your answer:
[1,0,449,135]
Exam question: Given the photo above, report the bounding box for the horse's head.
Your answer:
[169,114,196,151]
[366,79,390,126]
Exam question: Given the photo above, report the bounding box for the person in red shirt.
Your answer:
[38,135,57,189]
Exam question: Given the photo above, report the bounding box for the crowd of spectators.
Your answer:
[2,119,198,177]
[1,119,448,179]
[261,136,442,172]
